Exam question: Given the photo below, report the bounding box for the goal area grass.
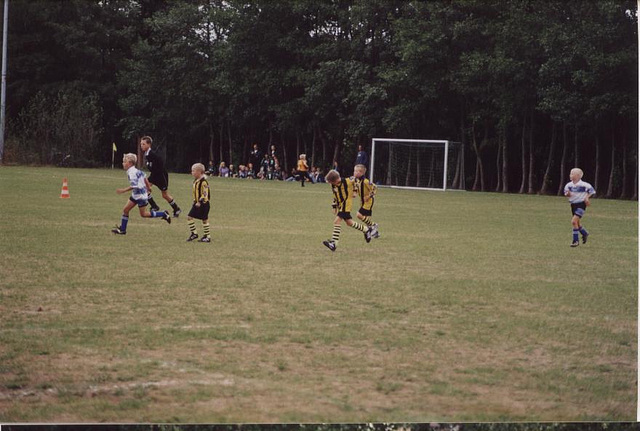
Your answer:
[0,166,636,422]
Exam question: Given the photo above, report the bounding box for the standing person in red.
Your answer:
[140,136,182,217]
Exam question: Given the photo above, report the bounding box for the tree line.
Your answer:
[4,0,638,198]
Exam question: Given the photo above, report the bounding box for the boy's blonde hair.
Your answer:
[299,154,306,159]
[354,164,367,172]
[325,169,340,183]
[570,168,584,179]
[192,163,205,173]
[123,153,137,165]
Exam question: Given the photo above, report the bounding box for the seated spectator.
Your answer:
[274,164,284,180]
[219,161,230,177]
[260,153,271,175]
[316,169,326,183]
[247,163,256,179]
[285,167,298,182]
[238,165,247,178]
[205,160,216,176]
[229,164,237,178]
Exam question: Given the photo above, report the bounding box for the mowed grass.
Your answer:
[0,165,636,423]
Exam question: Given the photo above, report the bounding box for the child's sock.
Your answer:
[203,222,210,238]
[169,200,179,212]
[579,227,588,237]
[332,225,341,246]
[351,221,367,232]
[120,215,129,231]
[188,220,197,235]
[361,216,373,226]
[572,229,579,243]
[150,210,165,218]
[148,195,159,210]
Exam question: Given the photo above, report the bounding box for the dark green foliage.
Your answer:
[3,0,637,197]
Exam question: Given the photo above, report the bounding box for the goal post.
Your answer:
[370,138,465,191]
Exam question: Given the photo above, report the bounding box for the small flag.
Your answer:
[112,142,117,152]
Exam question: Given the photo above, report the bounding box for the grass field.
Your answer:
[0,165,637,423]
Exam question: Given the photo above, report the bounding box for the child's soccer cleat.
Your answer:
[187,233,198,242]
[570,241,579,247]
[162,211,171,224]
[199,236,211,243]
[173,208,182,218]
[371,223,379,238]
[111,226,126,235]
[582,233,589,244]
[364,226,373,243]
[323,240,336,251]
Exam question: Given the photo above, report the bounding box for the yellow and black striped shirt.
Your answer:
[355,177,376,210]
[192,176,210,203]
[331,177,356,213]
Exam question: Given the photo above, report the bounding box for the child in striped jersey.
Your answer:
[322,169,374,252]
[186,163,212,243]
[112,153,171,235]
[353,164,379,239]
[563,168,596,247]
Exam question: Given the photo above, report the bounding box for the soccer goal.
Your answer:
[370,138,465,191]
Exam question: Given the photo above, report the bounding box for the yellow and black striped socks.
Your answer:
[203,222,210,238]
[188,219,197,235]
[332,225,341,245]
[361,216,374,226]
[351,221,366,232]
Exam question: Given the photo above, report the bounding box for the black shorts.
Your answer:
[358,208,372,217]
[149,172,169,191]
[188,202,210,220]
[337,211,352,220]
[571,202,587,217]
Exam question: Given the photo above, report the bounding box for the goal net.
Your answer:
[370,139,465,191]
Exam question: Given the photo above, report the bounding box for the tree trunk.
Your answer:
[332,136,342,168]
[242,135,249,167]
[620,134,628,198]
[227,119,233,166]
[556,122,568,196]
[527,110,535,194]
[296,130,301,158]
[606,129,616,198]
[320,129,328,167]
[281,132,289,172]
[501,124,508,193]
[594,135,601,192]
[573,125,579,168]
[633,148,638,200]
[208,122,215,162]
[405,147,412,187]
[219,122,224,164]
[311,129,316,168]
[519,115,527,194]
[495,134,501,193]
[471,120,485,192]
[540,122,557,194]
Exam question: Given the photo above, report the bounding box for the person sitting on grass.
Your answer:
[186,163,212,243]
[322,169,373,252]
[112,153,170,235]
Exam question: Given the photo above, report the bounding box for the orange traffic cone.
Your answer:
[60,178,70,199]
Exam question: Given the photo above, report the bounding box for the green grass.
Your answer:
[0,165,636,422]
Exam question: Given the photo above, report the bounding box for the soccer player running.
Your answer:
[353,164,380,239]
[112,153,171,235]
[139,136,182,217]
[323,169,374,252]
[563,168,596,247]
[186,163,212,243]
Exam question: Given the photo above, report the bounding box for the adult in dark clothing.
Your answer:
[140,136,182,217]
[249,143,262,171]
[355,144,369,167]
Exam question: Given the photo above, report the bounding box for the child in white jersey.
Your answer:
[563,168,595,247]
[112,153,171,235]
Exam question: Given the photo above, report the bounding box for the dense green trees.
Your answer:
[4,0,637,198]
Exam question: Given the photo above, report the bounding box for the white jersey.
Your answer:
[564,180,595,204]
[127,165,148,201]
